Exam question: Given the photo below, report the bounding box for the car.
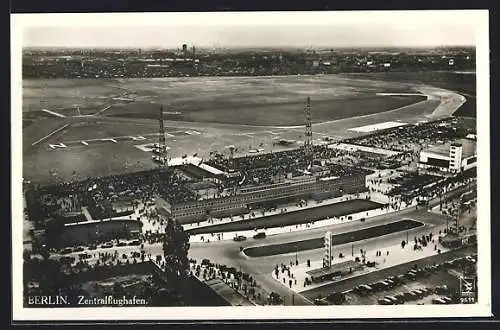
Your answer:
[100,243,113,249]
[73,246,85,252]
[233,235,247,242]
[88,245,97,250]
[384,279,395,288]
[385,296,400,304]
[59,247,73,255]
[253,232,266,239]
[403,292,419,301]
[377,298,393,305]
[314,298,329,305]
[441,296,453,304]
[410,289,425,298]
[128,240,141,246]
[394,293,406,304]
[116,241,127,247]
[432,298,447,304]
[78,253,91,259]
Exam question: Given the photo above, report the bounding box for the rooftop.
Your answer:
[427,138,477,158]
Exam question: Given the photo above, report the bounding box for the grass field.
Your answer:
[23,76,422,126]
[342,72,476,118]
[243,219,423,257]
[21,74,452,184]
[103,94,426,126]
[186,199,383,235]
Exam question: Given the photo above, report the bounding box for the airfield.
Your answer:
[22,74,466,184]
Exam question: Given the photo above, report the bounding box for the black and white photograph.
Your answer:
[11,10,491,320]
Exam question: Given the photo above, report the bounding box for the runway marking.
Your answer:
[130,135,146,141]
[31,124,70,146]
[97,105,112,114]
[100,138,117,143]
[49,143,67,149]
[41,108,66,118]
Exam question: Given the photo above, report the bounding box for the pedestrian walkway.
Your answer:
[271,232,449,294]
[182,191,378,232]
[188,196,421,244]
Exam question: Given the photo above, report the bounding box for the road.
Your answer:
[186,199,382,235]
[243,219,423,257]
[188,208,449,305]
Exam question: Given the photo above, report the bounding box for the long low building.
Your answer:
[418,138,477,174]
[160,173,368,224]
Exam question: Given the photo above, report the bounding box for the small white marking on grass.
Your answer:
[81,141,88,146]
[41,109,66,118]
[48,143,67,149]
[130,136,146,141]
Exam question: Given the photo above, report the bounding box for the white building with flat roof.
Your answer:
[418,139,476,174]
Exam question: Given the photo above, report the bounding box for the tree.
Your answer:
[163,217,190,277]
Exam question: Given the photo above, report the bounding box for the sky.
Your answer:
[19,11,482,49]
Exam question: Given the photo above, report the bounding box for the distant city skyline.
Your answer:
[20,11,480,49]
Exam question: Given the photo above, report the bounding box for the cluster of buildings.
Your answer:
[22,46,475,79]
[418,137,477,174]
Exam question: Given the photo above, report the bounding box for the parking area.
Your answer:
[302,245,477,305]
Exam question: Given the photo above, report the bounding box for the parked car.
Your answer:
[394,293,406,304]
[78,253,91,259]
[88,245,97,250]
[116,241,127,247]
[59,247,73,255]
[410,289,425,298]
[432,298,447,304]
[403,291,419,301]
[314,298,329,305]
[253,232,266,239]
[377,298,393,305]
[128,240,141,246]
[100,242,113,249]
[73,246,85,252]
[385,296,400,304]
[233,235,247,242]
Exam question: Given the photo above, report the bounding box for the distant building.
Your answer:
[418,139,477,174]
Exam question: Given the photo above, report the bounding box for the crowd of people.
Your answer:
[345,118,471,154]
[30,168,197,224]
[206,146,367,187]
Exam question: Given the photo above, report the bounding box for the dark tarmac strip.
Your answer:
[186,199,383,235]
[243,219,423,257]
[300,245,477,301]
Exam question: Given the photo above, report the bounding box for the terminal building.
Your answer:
[159,171,368,224]
[418,138,477,174]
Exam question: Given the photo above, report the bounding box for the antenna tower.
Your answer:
[304,97,313,160]
[158,106,168,168]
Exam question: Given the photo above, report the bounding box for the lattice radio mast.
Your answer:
[158,106,168,168]
[304,97,313,161]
